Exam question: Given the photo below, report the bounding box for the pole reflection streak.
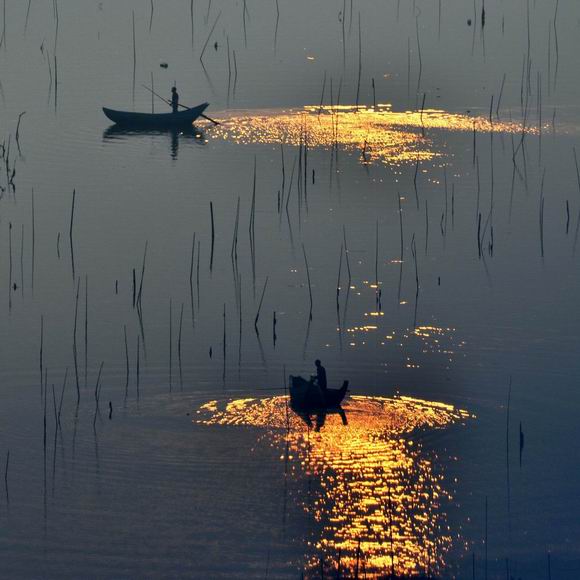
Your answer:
[197,394,471,577]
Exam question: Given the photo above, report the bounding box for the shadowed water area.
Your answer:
[0,0,580,578]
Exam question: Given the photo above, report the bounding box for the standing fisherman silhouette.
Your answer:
[170,86,179,113]
[314,359,327,391]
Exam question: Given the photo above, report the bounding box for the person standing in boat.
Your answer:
[170,86,179,113]
[314,359,327,391]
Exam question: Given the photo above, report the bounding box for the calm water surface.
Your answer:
[1,0,579,577]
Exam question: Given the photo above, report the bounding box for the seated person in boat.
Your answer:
[170,86,179,113]
[314,359,327,391]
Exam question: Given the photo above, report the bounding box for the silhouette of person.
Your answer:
[170,86,179,113]
[315,359,327,391]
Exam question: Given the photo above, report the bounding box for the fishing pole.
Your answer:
[141,84,220,125]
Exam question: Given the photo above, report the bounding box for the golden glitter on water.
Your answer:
[197,394,472,577]
[211,104,531,166]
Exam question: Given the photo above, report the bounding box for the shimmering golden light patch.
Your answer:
[345,321,463,363]
[210,105,531,166]
[197,394,471,577]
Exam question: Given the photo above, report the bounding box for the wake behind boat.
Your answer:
[102,102,209,128]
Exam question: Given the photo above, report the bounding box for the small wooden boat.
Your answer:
[102,102,209,127]
[289,375,349,410]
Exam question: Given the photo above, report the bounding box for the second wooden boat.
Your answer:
[289,375,349,410]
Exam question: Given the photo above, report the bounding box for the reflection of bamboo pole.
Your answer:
[39,315,44,400]
[178,303,184,389]
[485,496,488,579]
[20,224,24,297]
[374,220,379,288]
[169,299,173,391]
[573,147,580,195]
[343,226,351,286]
[69,189,76,279]
[254,277,269,334]
[397,193,404,260]
[210,202,215,271]
[222,304,226,382]
[302,244,313,320]
[8,222,12,311]
[200,11,221,62]
[84,276,88,388]
[93,361,104,426]
[416,16,422,94]
[190,233,196,328]
[73,281,80,404]
[496,73,506,118]
[124,325,129,396]
[132,11,136,98]
[4,450,10,503]
[190,0,194,48]
[424,200,429,255]
[336,244,343,307]
[355,13,361,109]
[31,189,35,293]
[136,335,140,398]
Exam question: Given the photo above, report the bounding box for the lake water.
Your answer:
[1,0,579,577]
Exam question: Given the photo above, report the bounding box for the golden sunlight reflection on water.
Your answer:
[211,105,530,166]
[197,394,471,577]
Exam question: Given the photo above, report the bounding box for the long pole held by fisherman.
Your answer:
[141,84,220,125]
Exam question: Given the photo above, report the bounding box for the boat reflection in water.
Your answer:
[211,104,530,166]
[197,394,471,577]
[103,124,206,160]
